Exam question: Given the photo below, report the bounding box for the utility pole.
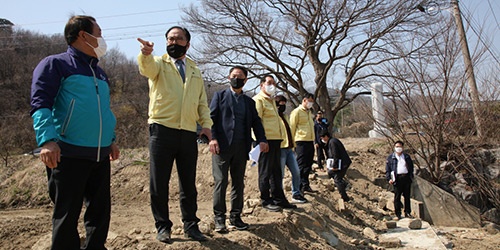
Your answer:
[451,0,484,138]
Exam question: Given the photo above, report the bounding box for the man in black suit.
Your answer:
[319,130,352,202]
[209,66,268,233]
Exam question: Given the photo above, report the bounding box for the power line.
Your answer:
[486,0,500,28]
[459,2,500,66]
[13,8,181,27]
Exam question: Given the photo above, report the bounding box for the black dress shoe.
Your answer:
[405,213,413,218]
[184,226,208,242]
[229,217,249,230]
[262,204,282,212]
[278,202,297,209]
[156,228,172,243]
[302,186,316,193]
[214,218,228,233]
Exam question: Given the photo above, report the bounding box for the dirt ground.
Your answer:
[0,138,498,249]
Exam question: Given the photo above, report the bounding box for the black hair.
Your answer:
[165,26,191,42]
[64,15,96,45]
[260,74,274,84]
[394,140,404,146]
[229,66,248,77]
[275,94,287,103]
[303,92,314,100]
[319,130,330,138]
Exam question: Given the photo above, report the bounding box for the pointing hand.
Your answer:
[137,38,154,55]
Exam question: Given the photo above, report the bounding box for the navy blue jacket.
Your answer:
[30,46,116,162]
[210,88,267,156]
[385,152,414,181]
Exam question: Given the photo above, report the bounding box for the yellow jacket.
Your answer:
[137,53,212,132]
[253,91,284,140]
[289,105,315,142]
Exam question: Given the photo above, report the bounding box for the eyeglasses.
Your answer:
[167,36,186,43]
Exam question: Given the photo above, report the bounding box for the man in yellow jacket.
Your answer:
[253,75,297,211]
[289,93,316,193]
[137,26,212,243]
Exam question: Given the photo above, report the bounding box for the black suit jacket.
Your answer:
[325,137,352,169]
[210,88,267,156]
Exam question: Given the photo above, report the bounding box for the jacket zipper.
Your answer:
[61,99,76,136]
[89,60,102,162]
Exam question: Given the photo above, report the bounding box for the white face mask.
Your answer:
[264,84,276,96]
[321,139,328,144]
[85,32,107,59]
[395,147,403,153]
[306,101,314,109]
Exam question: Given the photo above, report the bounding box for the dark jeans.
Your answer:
[328,166,349,200]
[149,123,200,232]
[394,174,412,216]
[212,140,247,219]
[295,141,314,189]
[47,157,111,250]
[316,143,325,168]
[258,140,287,205]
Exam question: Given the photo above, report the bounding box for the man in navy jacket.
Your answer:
[385,140,414,220]
[30,15,119,250]
[209,66,268,233]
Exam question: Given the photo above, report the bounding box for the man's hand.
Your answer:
[389,180,394,184]
[314,143,319,149]
[137,38,154,56]
[40,141,60,169]
[200,128,212,141]
[109,143,120,161]
[209,139,219,155]
[259,142,269,153]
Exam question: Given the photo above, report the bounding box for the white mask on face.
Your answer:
[306,101,314,109]
[395,147,403,153]
[85,32,107,59]
[321,139,328,144]
[264,84,276,96]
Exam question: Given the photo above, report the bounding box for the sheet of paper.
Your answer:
[248,144,261,167]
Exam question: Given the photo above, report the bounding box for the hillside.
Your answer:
[0,138,498,250]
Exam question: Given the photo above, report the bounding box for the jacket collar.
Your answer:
[68,46,98,67]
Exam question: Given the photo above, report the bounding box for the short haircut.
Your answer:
[165,26,191,42]
[260,74,274,84]
[275,94,287,103]
[317,110,323,114]
[319,130,330,138]
[303,92,314,100]
[229,66,248,77]
[64,15,96,45]
[394,140,404,146]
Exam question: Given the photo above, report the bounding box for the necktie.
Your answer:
[175,60,185,82]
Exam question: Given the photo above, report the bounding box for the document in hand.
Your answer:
[248,145,260,167]
[391,171,396,184]
[326,158,334,170]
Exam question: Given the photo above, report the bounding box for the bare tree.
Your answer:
[183,0,432,126]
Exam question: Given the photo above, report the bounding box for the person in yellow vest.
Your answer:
[289,93,316,194]
[253,75,297,211]
[137,26,212,243]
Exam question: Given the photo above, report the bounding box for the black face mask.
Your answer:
[230,78,245,89]
[167,44,187,59]
[278,104,286,114]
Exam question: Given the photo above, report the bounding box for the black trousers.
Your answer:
[47,157,111,250]
[328,166,349,200]
[394,174,412,216]
[295,141,314,189]
[149,123,199,232]
[316,143,326,168]
[212,140,247,219]
[258,140,287,205]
